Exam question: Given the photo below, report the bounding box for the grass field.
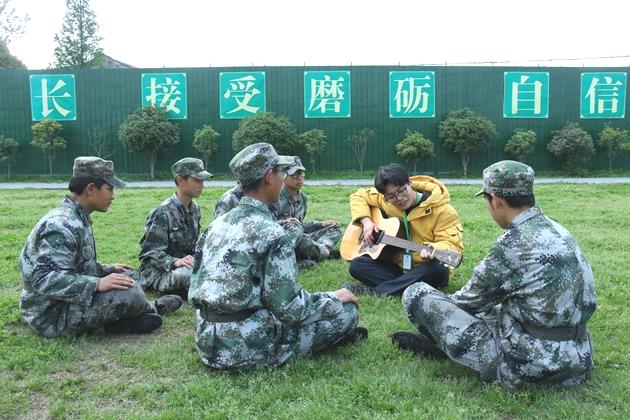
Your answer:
[1,184,629,419]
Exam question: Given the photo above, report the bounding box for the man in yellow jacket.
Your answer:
[344,164,463,296]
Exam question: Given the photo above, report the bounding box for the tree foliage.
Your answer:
[395,130,435,174]
[0,135,18,178]
[504,128,536,163]
[298,129,327,173]
[547,122,595,175]
[0,0,30,44]
[53,0,103,68]
[346,128,375,174]
[118,107,179,179]
[31,120,66,176]
[597,123,630,171]
[193,125,220,170]
[0,38,25,68]
[232,112,297,154]
[438,108,496,178]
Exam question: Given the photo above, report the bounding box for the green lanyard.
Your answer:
[401,192,421,240]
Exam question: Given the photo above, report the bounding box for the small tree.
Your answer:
[53,0,103,68]
[31,119,66,176]
[118,107,179,179]
[547,122,595,175]
[597,123,630,171]
[504,128,536,163]
[232,112,297,154]
[0,135,18,178]
[438,108,496,178]
[346,128,375,174]
[395,130,435,174]
[298,129,327,173]
[193,125,220,170]
[87,127,114,159]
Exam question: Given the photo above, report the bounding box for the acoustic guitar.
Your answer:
[340,206,463,268]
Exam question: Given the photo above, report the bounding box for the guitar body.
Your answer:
[340,207,401,261]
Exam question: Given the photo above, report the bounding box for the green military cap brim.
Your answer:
[191,170,213,180]
[103,174,126,188]
[474,188,485,197]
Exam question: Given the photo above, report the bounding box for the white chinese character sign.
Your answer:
[141,73,187,119]
[30,74,77,121]
[580,72,626,119]
[389,71,435,118]
[503,72,549,118]
[304,71,351,118]
[220,72,266,119]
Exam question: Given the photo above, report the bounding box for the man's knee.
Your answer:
[402,282,439,324]
[348,257,369,279]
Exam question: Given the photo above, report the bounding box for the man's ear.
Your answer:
[489,193,504,210]
[262,169,274,185]
[83,182,97,196]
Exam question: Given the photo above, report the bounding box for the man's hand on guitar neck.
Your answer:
[359,217,379,245]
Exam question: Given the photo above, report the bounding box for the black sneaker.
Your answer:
[154,295,183,316]
[298,259,316,270]
[333,326,369,348]
[104,313,163,335]
[391,331,448,359]
[341,281,375,296]
[327,248,341,259]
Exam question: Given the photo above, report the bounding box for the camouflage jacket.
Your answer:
[139,194,201,274]
[189,196,345,369]
[19,197,116,337]
[214,185,244,218]
[451,207,597,387]
[270,188,322,233]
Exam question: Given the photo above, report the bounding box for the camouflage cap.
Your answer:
[286,156,306,175]
[475,160,535,197]
[171,157,213,179]
[72,156,126,188]
[229,143,292,186]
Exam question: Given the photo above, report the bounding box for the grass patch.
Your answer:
[1,184,629,418]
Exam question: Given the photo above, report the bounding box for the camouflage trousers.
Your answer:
[402,282,500,382]
[195,301,358,371]
[296,225,342,261]
[65,283,156,336]
[141,265,192,293]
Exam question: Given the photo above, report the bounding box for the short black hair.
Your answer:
[174,174,191,186]
[374,164,410,194]
[68,177,108,194]
[484,192,535,208]
[242,167,279,193]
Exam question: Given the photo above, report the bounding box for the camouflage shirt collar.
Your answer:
[63,196,92,225]
[507,206,542,229]
[240,195,274,216]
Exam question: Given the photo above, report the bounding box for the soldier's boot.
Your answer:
[342,281,376,296]
[327,247,341,260]
[298,259,316,270]
[104,313,163,335]
[333,326,368,348]
[154,295,184,316]
[391,331,448,359]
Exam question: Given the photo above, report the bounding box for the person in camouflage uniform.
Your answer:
[190,143,367,371]
[269,156,342,269]
[138,158,212,295]
[393,160,596,389]
[19,157,182,338]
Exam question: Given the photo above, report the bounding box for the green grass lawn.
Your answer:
[1,184,629,418]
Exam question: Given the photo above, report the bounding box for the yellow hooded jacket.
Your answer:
[349,175,464,269]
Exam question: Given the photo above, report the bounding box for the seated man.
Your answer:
[19,157,182,338]
[344,163,463,296]
[394,161,596,389]
[138,158,211,296]
[270,156,342,269]
[190,143,367,371]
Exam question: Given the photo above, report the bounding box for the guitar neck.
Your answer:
[379,234,431,254]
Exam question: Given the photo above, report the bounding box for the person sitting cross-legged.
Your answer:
[19,157,182,338]
[189,143,367,371]
[270,156,342,270]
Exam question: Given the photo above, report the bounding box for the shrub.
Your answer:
[597,123,630,171]
[346,128,375,174]
[232,112,297,154]
[547,122,595,175]
[395,130,434,174]
[193,125,220,170]
[0,135,18,178]
[298,129,327,173]
[504,129,536,163]
[438,108,496,177]
[31,119,66,176]
[118,107,179,179]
